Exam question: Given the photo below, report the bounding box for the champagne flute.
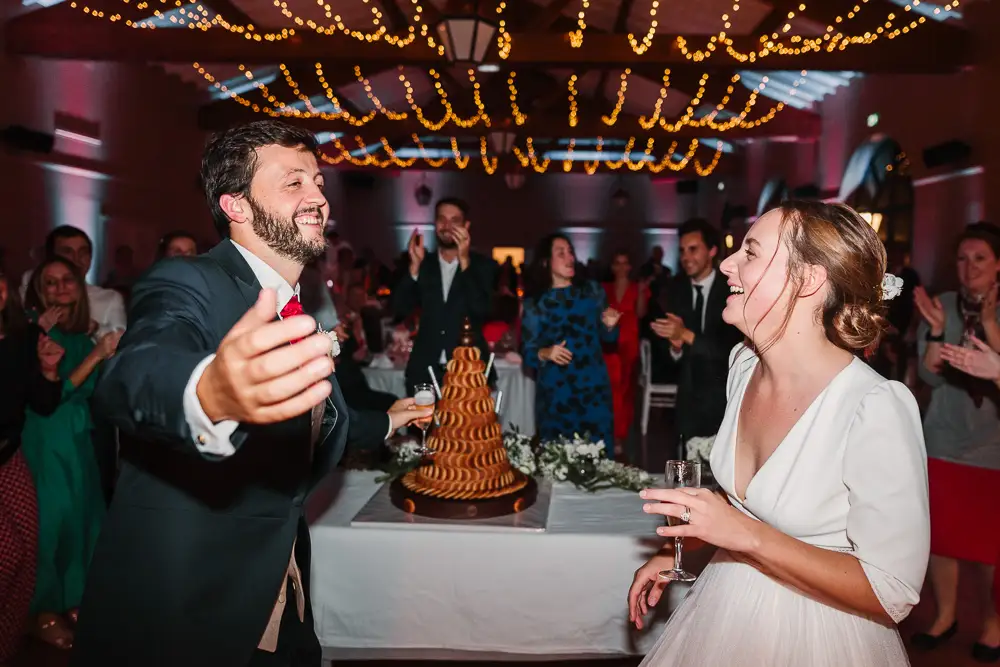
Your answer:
[658,460,702,583]
[412,383,436,455]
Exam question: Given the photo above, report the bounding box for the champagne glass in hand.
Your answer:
[658,460,702,583]
[412,383,436,455]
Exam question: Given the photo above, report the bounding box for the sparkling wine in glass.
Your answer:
[658,460,702,583]
[413,383,436,455]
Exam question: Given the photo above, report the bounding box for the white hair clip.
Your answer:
[881,273,904,301]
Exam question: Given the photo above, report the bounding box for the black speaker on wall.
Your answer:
[922,140,971,170]
[0,125,55,153]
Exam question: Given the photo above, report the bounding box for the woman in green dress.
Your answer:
[21,256,121,649]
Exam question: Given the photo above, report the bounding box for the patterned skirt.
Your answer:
[0,449,38,660]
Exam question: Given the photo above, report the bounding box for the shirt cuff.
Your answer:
[183,354,240,457]
[385,414,394,440]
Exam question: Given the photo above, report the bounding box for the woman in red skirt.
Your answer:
[912,223,1000,662]
[603,250,649,458]
[0,267,63,659]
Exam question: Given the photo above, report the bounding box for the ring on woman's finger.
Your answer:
[680,507,691,523]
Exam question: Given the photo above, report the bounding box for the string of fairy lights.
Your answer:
[65,0,950,63]
[60,0,951,176]
[317,133,724,176]
[193,61,792,136]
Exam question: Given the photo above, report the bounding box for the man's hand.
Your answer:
[387,397,434,431]
[651,314,680,340]
[197,289,335,424]
[452,225,471,270]
[407,228,425,277]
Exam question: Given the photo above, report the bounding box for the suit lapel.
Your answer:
[207,241,263,309]
[423,253,443,305]
[703,273,728,336]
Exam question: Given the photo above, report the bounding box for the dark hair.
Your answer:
[434,197,470,221]
[957,221,1000,258]
[751,200,888,354]
[157,231,199,260]
[200,120,320,239]
[45,225,92,257]
[677,218,720,253]
[26,256,92,335]
[0,266,26,337]
[525,233,586,299]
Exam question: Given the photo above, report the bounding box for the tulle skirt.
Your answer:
[639,550,910,667]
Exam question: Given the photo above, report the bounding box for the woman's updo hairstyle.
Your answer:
[769,200,889,354]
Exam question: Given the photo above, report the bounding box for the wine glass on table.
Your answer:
[413,383,437,456]
[658,460,702,583]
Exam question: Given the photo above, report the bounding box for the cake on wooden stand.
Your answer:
[391,319,537,520]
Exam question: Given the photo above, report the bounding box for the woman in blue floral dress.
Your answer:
[522,234,621,456]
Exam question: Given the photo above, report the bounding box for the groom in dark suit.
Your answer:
[71,121,431,667]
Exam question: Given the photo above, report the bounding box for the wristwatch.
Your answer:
[925,331,945,343]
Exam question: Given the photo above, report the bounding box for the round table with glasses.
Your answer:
[361,355,536,436]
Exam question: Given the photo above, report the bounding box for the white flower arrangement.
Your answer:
[685,436,716,464]
[881,273,904,301]
[378,431,653,492]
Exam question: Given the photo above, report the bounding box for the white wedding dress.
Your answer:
[640,345,930,667]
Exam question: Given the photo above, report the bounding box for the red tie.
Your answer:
[280,295,306,343]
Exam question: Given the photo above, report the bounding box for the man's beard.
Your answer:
[247,197,327,264]
[436,232,458,250]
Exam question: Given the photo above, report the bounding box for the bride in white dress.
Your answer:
[629,201,930,666]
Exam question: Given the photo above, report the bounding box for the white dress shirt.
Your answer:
[88,284,128,338]
[438,253,459,364]
[183,240,390,457]
[671,269,717,361]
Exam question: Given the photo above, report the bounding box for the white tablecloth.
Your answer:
[305,471,698,661]
[363,359,536,436]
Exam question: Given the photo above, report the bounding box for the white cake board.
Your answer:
[350,478,552,533]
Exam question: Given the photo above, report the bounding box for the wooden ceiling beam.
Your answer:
[525,0,576,32]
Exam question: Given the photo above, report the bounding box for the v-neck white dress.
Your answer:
[639,344,930,667]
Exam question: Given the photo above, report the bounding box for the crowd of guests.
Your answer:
[5,196,1000,661]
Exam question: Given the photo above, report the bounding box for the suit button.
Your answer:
[441,330,445,335]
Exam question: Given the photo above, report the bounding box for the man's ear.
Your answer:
[220,193,249,225]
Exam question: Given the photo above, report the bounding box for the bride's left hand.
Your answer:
[640,488,761,554]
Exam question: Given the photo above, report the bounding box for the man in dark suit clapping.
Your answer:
[392,197,496,392]
[650,219,742,458]
[72,120,431,667]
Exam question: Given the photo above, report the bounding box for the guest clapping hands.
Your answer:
[940,335,1000,386]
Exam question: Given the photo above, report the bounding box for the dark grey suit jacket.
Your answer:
[72,241,387,667]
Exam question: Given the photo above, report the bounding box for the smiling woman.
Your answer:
[630,201,929,667]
